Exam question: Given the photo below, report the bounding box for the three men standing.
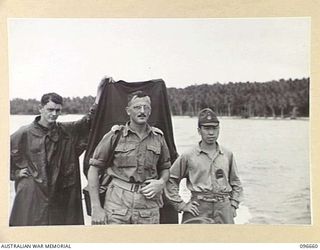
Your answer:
[10,81,242,225]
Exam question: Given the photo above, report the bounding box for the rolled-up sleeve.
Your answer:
[89,131,114,169]
[165,154,189,211]
[157,137,171,171]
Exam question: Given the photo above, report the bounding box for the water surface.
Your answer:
[10,115,310,224]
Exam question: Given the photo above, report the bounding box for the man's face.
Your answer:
[126,97,151,125]
[198,124,220,145]
[39,100,62,125]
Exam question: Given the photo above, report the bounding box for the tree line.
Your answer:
[167,78,309,118]
[10,96,96,115]
[11,78,309,118]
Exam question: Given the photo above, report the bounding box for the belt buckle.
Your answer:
[207,197,218,202]
[217,196,223,202]
[200,196,217,202]
[133,184,140,192]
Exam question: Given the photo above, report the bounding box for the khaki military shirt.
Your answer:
[166,142,243,210]
[90,123,171,183]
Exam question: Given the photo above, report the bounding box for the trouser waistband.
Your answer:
[111,178,146,193]
[191,191,230,202]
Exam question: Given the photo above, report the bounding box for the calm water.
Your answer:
[10,115,310,225]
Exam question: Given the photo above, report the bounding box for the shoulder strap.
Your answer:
[106,126,123,166]
[99,126,123,183]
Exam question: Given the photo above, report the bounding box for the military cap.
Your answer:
[198,108,219,126]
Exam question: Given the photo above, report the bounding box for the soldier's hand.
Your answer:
[16,168,30,179]
[91,207,107,225]
[99,76,114,89]
[182,201,200,216]
[95,76,114,104]
[140,179,165,199]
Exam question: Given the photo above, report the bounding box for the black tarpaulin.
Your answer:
[83,78,179,224]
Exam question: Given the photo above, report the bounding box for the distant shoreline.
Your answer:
[177,115,310,121]
[211,116,309,121]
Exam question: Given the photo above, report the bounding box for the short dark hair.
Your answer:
[41,93,63,106]
[127,90,149,104]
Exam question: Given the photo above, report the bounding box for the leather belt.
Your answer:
[191,191,230,202]
[111,178,146,193]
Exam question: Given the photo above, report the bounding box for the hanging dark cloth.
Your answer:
[83,78,179,224]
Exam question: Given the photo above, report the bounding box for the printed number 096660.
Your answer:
[300,244,318,248]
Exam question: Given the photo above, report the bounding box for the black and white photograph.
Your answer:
[8,17,310,228]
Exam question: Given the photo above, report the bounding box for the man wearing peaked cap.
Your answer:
[198,108,220,126]
[165,108,243,224]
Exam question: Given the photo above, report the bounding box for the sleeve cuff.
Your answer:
[89,103,98,114]
[89,158,106,168]
[159,161,171,170]
[230,199,239,209]
[10,170,19,181]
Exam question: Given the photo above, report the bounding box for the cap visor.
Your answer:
[200,122,219,126]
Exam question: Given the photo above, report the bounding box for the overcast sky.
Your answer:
[8,18,310,99]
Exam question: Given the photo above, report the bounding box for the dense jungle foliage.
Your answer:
[10,78,309,118]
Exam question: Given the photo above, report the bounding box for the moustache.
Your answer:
[138,114,147,118]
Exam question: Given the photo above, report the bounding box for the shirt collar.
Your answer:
[32,116,60,142]
[123,122,153,137]
[196,141,224,155]
[34,116,57,131]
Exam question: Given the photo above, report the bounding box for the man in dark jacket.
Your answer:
[9,78,106,226]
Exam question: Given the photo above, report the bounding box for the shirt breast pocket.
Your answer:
[114,143,137,168]
[213,168,230,192]
[29,137,43,154]
[145,144,161,175]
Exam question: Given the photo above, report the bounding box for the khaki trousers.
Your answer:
[182,197,234,224]
[103,180,162,224]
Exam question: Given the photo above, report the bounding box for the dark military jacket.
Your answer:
[10,115,90,226]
